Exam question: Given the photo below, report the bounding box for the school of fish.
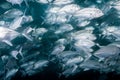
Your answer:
[0,0,120,80]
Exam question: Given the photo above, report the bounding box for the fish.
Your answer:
[1,55,9,63]
[2,9,23,20]
[94,45,120,61]
[20,60,49,76]
[0,2,12,10]
[109,29,120,41]
[48,7,61,13]
[109,41,120,48]
[74,8,104,20]
[79,60,102,70]
[58,51,80,59]
[102,26,120,41]
[10,51,18,59]
[74,40,95,53]
[60,65,80,77]
[9,9,27,30]
[74,39,95,49]
[45,13,67,24]
[22,33,33,41]
[65,56,83,65]
[21,15,33,24]
[96,0,102,4]
[20,27,34,42]
[57,51,82,63]
[55,38,67,45]
[55,24,73,34]
[53,0,74,6]
[0,27,20,46]
[25,70,36,76]
[111,1,120,11]
[59,4,80,14]
[10,47,23,59]
[71,30,96,41]
[2,40,13,46]
[35,0,53,4]
[51,44,65,55]
[71,30,96,53]
[7,9,33,41]
[9,17,23,30]
[6,0,23,6]
[77,20,90,27]
[5,69,18,80]
[20,61,35,70]
[20,61,36,76]
[4,9,23,16]
[33,60,49,70]
[0,21,5,26]
[19,51,40,63]
[32,28,48,37]
[0,26,32,46]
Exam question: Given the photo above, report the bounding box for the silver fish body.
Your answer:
[94,45,120,60]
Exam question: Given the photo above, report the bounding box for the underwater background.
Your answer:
[0,0,120,80]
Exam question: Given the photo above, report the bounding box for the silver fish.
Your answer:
[65,56,83,65]
[20,61,35,70]
[9,9,27,30]
[3,9,23,20]
[9,16,24,30]
[33,60,49,70]
[109,41,120,48]
[32,28,48,37]
[5,69,18,80]
[74,40,95,49]
[55,24,73,34]
[10,47,23,59]
[94,45,120,61]
[71,30,96,41]
[0,27,19,46]
[51,44,65,55]
[59,4,80,14]
[35,0,53,4]
[111,1,120,11]
[79,60,102,70]
[60,65,80,77]
[45,13,67,24]
[58,51,80,59]
[6,0,23,5]
[22,15,33,24]
[53,0,74,6]
[55,38,67,45]
[0,21,5,26]
[74,8,104,20]
[1,55,9,63]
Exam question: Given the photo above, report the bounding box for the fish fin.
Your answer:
[83,68,90,71]
[22,33,33,41]
[72,65,78,72]
[2,40,13,46]
[24,0,29,7]
[18,47,24,58]
[5,69,18,79]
